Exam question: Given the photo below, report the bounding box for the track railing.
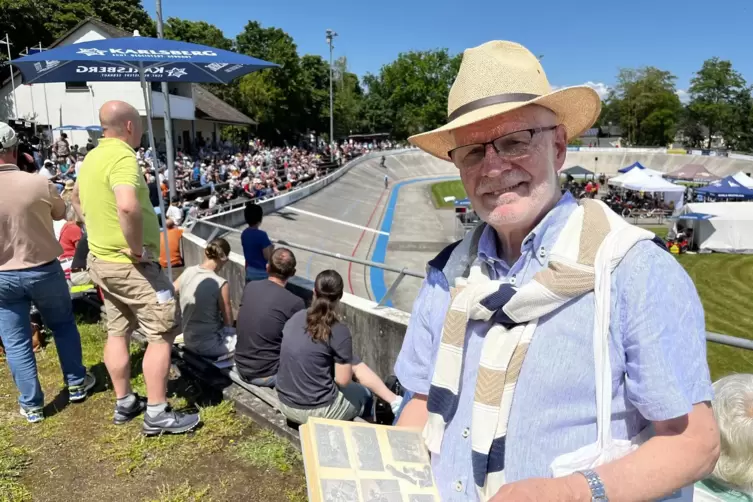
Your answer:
[186,218,753,351]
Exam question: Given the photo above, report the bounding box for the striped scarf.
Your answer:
[423,199,654,500]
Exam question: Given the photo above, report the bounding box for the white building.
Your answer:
[0,18,254,152]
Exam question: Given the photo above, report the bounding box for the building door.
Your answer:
[182,130,191,153]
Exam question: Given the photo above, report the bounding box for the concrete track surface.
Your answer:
[226,150,458,312]
[226,148,753,312]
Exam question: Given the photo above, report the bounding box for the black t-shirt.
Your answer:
[71,232,89,270]
[234,279,305,380]
[276,310,356,409]
[147,181,160,208]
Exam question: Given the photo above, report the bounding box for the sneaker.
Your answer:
[20,406,44,424]
[113,394,147,425]
[142,407,200,436]
[68,372,97,403]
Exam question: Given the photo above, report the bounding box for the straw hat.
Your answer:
[63,179,75,191]
[409,41,601,161]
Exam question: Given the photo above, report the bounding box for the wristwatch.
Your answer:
[577,470,608,502]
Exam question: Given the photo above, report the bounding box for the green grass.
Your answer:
[0,320,305,501]
[234,429,302,473]
[430,179,465,208]
[645,226,753,380]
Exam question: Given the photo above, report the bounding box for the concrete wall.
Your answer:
[565,150,753,177]
[182,232,409,378]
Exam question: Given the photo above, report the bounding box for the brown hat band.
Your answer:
[447,93,541,122]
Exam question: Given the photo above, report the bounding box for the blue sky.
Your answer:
[151,0,753,101]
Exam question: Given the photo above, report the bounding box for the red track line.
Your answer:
[347,189,388,294]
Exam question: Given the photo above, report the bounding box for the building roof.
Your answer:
[192,85,255,126]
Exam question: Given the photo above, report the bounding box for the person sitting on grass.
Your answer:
[241,202,273,283]
[275,269,402,424]
[173,238,236,359]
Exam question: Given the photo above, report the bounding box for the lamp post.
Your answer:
[156,0,177,199]
[1,34,19,118]
[325,29,337,160]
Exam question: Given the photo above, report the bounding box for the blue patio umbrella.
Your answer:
[10,36,277,84]
[53,125,86,131]
[11,35,278,280]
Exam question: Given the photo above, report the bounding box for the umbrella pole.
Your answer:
[139,62,173,282]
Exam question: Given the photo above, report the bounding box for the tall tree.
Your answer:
[163,17,232,50]
[723,87,753,152]
[688,57,746,149]
[88,0,154,36]
[615,67,681,146]
[362,49,460,139]
[298,54,329,137]
[235,21,302,141]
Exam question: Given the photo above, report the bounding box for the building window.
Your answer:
[65,81,89,92]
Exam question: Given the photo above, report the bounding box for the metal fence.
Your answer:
[187,218,753,352]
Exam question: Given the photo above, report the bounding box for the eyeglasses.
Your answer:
[448,125,558,170]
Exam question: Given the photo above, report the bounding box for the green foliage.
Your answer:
[613,67,682,146]
[688,57,747,149]
[362,49,461,139]
[164,17,232,50]
[0,0,153,62]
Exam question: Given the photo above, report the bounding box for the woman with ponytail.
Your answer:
[276,270,402,424]
[173,238,236,358]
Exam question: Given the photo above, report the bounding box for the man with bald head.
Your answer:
[74,101,199,435]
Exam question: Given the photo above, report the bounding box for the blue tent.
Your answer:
[11,36,278,84]
[670,212,714,221]
[618,161,648,174]
[695,176,753,199]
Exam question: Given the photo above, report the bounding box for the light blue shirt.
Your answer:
[394,193,712,501]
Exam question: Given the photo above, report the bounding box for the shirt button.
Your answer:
[538,247,546,258]
[462,427,470,438]
[455,481,464,492]
[510,274,517,285]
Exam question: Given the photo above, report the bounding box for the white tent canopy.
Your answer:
[676,202,753,254]
[609,168,686,209]
[731,171,753,189]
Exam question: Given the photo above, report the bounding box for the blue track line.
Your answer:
[369,176,459,307]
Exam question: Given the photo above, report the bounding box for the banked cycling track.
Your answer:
[225,148,753,312]
[225,150,458,312]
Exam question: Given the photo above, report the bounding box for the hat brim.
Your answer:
[408,86,601,161]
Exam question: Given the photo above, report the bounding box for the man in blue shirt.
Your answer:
[395,40,719,501]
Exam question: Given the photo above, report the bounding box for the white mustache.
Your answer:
[475,175,531,196]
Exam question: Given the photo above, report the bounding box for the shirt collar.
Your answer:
[0,163,19,172]
[477,192,579,267]
[99,137,136,153]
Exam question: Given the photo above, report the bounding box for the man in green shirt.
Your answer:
[74,100,198,435]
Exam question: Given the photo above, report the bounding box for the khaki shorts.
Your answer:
[278,382,372,425]
[87,254,180,344]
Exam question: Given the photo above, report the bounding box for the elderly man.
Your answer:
[73,101,198,435]
[395,41,719,501]
[0,121,95,423]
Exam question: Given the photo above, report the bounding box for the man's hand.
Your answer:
[490,475,588,502]
[120,248,151,263]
